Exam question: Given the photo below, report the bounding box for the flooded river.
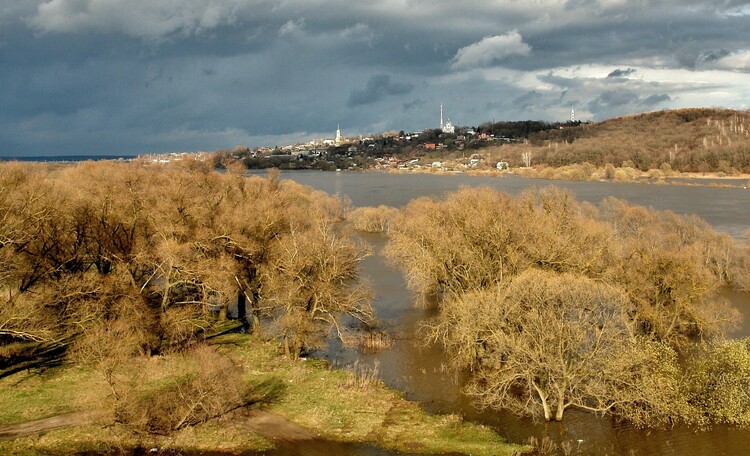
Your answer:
[279,171,750,455]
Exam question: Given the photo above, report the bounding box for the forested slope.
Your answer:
[505,108,750,173]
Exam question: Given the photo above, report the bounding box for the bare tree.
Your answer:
[521,150,532,167]
[432,270,674,421]
[0,161,373,360]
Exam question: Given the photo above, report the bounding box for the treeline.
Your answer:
[370,187,750,425]
[0,160,372,430]
[477,120,576,139]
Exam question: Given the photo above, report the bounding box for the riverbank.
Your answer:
[380,166,750,188]
[0,333,523,456]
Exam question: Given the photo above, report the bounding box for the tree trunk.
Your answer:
[555,396,565,421]
[542,398,552,421]
[249,289,260,334]
[533,383,552,421]
[283,335,292,359]
[548,385,566,421]
[237,289,249,331]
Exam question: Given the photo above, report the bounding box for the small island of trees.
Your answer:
[351,186,750,425]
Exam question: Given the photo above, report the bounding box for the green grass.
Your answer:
[218,334,523,455]
[0,334,524,456]
[0,365,103,425]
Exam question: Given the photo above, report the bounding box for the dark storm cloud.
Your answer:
[587,89,673,118]
[607,68,636,78]
[347,75,414,108]
[587,89,641,112]
[641,93,672,107]
[403,98,427,111]
[1,0,750,155]
[513,90,542,111]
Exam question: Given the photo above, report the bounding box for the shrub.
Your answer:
[604,163,616,179]
[347,205,400,233]
[647,168,664,179]
[613,169,628,181]
[659,162,675,176]
[685,339,750,426]
[115,346,254,434]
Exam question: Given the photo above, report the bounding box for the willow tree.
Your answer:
[432,269,683,422]
[0,160,373,361]
[387,186,745,424]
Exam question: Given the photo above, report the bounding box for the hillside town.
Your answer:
[141,108,750,185]
[194,105,574,172]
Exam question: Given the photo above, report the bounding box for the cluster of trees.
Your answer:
[383,186,750,425]
[0,160,373,366]
[477,120,576,139]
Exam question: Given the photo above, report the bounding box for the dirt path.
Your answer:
[0,409,313,443]
[0,412,93,438]
[233,409,315,441]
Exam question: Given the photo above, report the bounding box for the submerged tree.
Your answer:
[387,186,746,424]
[433,270,683,422]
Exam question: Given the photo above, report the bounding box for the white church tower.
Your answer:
[440,103,455,134]
[335,125,342,145]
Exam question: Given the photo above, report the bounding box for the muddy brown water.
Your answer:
[276,171,750,456]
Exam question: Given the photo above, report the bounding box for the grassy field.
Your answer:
[0,333,524,455]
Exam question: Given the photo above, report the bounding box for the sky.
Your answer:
[2,1,750,156]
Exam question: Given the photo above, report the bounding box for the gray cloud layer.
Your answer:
[2,0,750,155]
[348,75,414,107]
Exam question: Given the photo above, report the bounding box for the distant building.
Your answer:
[442,120,455,134]
[439,103,455,134]
[335,125,342,145]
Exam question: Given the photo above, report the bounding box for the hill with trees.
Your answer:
[220,108,750,176]
[522,108,750,173]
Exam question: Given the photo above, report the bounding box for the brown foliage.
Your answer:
[347,205,400,233]
[0,160,372,360]
[683,338,750,427]
[115,345,253,434]
[436,270,682,423]
[492,109,750,173]
[387,187,613,296]
[389,187,741,346]
[387,186,747,424]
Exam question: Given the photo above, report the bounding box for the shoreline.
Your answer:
[374,167,750,188]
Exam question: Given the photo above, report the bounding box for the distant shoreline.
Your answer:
[378,167,750,188]
[0,155,138,163]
